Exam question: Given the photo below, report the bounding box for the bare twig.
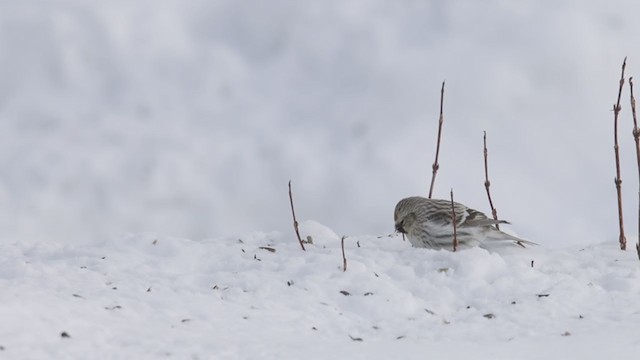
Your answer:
[288,180,306,251]
[483,131,500,230]
[629,77,640,259]
[341,236,347,272]
[482,131,522,247]
[613,58,627,251]
[450,188,458,252]
[428,81,446,198]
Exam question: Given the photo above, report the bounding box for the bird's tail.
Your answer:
[486,230,538,247]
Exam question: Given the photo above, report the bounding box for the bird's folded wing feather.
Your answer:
[465,218,509,227]
[462,208,509,227]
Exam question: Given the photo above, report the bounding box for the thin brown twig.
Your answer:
[629,77,640,259]
[483,131,500,230]
[341,236,347,272]
[450,188,458,252]
[613,58,627,251]
[428,81,445,199]
[288,180,306,251]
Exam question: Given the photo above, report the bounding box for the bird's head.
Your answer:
[394,197,423,235]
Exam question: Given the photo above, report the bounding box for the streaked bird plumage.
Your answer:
[394,196,535,250]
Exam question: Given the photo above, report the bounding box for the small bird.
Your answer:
[394,196,535,250]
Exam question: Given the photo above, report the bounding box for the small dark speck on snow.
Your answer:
[349,335,363,342]
[340,290,351,296]
[561,331,571,336]
[483,313,496,319]
[60,332,71,338]
[396,335,406,340]
[364,292,373,296]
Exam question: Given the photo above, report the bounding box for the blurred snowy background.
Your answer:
[0,0,638,246]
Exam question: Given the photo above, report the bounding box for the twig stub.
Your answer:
[288,180,306,251]
[450,188,458,252]
[341,235,348,272]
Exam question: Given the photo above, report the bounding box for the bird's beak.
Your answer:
[395,223,405,234]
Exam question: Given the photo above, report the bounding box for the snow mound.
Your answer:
[298,219,341,246]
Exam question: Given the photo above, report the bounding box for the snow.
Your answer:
[2,1,640,358]
[1,224,639,358]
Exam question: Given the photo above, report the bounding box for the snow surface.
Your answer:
[1,222,639,359]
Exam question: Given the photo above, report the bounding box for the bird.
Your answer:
[394,196,536,250]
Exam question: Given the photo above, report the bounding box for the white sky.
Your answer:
[0,0,639,247]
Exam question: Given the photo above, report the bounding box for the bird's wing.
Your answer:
[462,208,509,227]
[422,201,469,229]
